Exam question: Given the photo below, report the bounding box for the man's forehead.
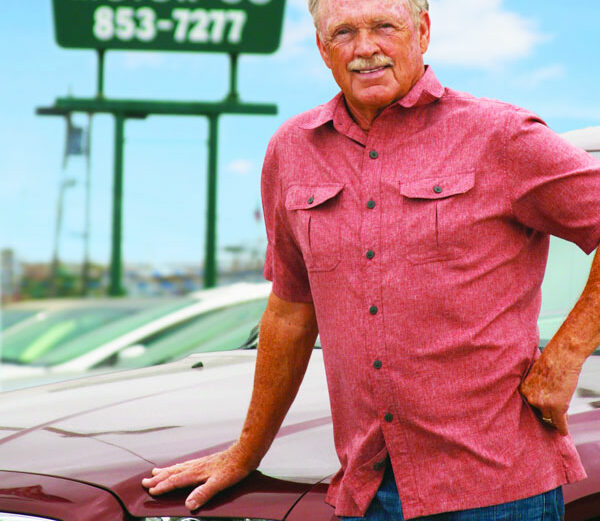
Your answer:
[320,0,412,27]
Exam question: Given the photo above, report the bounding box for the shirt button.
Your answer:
[367,200,376,209]
[307,196,314,204]
[369,150,379,159]
[384,413,394,423]
[373,360,382,369]
[369,305,378,315]
[433,185,443,194]
[366,250,375,260]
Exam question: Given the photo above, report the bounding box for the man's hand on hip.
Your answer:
[522,249,600,435]
[519,345,583,436]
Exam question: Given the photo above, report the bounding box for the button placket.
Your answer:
[361,137,388,446]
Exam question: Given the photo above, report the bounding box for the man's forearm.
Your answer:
[547,248,600,366]
[235,291,319,470]
[141,291,318,509]
[521,248,600,435]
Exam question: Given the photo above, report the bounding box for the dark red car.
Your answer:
[1,349,599,521]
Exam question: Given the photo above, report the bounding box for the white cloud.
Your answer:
[275,5,318,61]
[226,159,255,175]
[513,64,565,89]
[274,0,547,73]
[427,0,547,68]
[532,104,600,124]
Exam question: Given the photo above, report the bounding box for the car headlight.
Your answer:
[0,512,51,521]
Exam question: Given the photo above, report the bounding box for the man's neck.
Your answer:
[344,99,386,132]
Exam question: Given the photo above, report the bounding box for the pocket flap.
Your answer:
[400,171,475,200]
[285,184,344,210]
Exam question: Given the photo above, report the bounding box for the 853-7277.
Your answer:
[93,6,248,45]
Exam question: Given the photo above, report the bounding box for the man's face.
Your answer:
[316,0,430,119]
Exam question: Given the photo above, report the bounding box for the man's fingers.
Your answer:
[141,476,159,488]
[142,469,173,491]
[141,447,253,507]
[553,412,569,436]
[538,408,569,436]
[185,476,239,510]
[144,466,210,496]
[185,477,225,510]
[142,466,180,489]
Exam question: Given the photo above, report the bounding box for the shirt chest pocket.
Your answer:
[285,184,344,272]
[400,172,475,264]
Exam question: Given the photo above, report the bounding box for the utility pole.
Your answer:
[81,113,93,295]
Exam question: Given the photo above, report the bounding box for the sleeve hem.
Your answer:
[271,279,313,303]
[579,221,600,255]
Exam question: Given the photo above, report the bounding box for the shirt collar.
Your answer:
[299,66,444,131]
[396,65,445,108]
[299,92,343,130]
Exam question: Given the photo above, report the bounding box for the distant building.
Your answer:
[1,249,18,302]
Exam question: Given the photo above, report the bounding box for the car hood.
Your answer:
[0,350,338,519]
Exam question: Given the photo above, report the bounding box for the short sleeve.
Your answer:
[503,109,600,254]
[261,136,313,302]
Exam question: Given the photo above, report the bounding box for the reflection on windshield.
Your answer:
[31,298,195,367]
[113,298,269,369]
[1,307,140,364]
[113,298,322,369]
[0,309,40,330]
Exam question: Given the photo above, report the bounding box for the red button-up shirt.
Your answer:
[261,66,600,518]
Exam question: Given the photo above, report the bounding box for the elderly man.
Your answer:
[143,0,600,519]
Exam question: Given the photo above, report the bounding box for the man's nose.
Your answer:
[354,29,379,57]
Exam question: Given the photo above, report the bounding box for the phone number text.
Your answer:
[93,6,248,45]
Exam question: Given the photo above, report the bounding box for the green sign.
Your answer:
[52,0,286,54]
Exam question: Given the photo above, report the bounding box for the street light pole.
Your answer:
[109,114,125,296]
[204,114,219,288]
[81,113,92,295]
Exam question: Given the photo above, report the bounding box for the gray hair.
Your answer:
[309,0,429,34]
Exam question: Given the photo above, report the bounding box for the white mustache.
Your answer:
[347,54,394,71]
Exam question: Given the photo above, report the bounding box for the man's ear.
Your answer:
[418,11,431,54]
[316,31,333,69]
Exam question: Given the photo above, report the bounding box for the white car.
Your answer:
[0,282,271,391]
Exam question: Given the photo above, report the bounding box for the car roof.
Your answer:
[561,126,600,152]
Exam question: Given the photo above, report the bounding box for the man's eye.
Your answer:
[333,28,352,38]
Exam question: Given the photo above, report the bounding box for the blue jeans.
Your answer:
[342,464,564,520]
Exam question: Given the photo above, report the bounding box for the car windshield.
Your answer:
[1,306,144,364]
[30,297,197,367]
[1,309,40,330]
[111,297,269,369]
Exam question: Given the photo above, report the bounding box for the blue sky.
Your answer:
[1,0,600,268]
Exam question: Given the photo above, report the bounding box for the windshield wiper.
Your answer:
[238,324,260,350]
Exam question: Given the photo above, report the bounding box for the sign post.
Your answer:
[39,0,286,294]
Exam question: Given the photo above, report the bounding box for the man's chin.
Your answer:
[349,89,402,113]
